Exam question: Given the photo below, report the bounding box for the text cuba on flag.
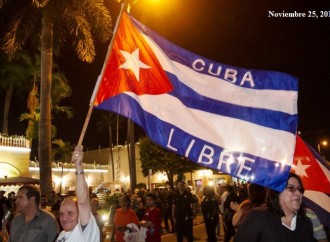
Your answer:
[94,12,298,191]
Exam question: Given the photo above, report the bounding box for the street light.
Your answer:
[317,140,328,159]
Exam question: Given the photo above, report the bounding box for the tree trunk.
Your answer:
[2,81,14,134]
[39,13,53,195]
[108,125,115,181]
[128,119,136,192]
[166,171,174,189]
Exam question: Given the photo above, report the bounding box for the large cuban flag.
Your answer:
[94,12,298,192]
[292,135,330,228]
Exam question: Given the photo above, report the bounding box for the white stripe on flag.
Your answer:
[304,190,330,212]
[125,91,295,164]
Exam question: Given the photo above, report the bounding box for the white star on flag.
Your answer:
[293,159,311,177]
[119,48,151,82]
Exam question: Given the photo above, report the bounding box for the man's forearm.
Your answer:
[72,145,91,225]
[75,164,89,204]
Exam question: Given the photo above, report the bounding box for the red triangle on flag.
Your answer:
[95,12,173,106]
[292,135,330,194]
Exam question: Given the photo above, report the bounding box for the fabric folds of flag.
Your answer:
[292,135,330,228]
[94,12,298,191]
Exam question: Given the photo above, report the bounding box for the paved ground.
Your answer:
[161,214,226,242]
[104,214,227,242]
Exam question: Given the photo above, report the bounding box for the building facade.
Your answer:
[0,134,231,195]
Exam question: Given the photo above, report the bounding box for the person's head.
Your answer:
[203,186,215,197]
[59,196,79,231]
[118,194,131,208]
[185,186,191,193]
[0,191,5,197]
[145,193,157,208]
[97,188,104,194]
[40,194,49,208]
[226,185,234,194]
[2,199,11,212]
[90,198,100,215]
[15,185,40,213]
[9,191,16,199]
[247,183,266,205]
[177,180,187,192]
[266,173,305,217]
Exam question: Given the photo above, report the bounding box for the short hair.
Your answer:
[19,185,41,205]
[145,193,157,201]
[121,195,131,207]
[203,186,215,197]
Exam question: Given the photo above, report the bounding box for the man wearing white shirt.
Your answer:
[56,145,100,242]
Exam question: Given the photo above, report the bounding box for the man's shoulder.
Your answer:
[38,208,58,223]
[39,208,56,217]
[11,213,24,224]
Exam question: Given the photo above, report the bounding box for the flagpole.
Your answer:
[77,2,127,146]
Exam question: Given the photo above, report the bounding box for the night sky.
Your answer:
[1,0,330,158]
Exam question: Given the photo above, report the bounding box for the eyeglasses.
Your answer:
[286,185,304,194]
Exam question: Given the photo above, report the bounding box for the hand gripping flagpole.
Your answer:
[77,2,128,146]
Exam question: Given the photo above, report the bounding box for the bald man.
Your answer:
[56,145,100,242]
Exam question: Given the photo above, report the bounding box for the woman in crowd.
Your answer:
[234,173,314,242]
[231,183,266,227]
[112,194,139,242]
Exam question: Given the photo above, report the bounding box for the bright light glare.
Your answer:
[0,145,30,153]
[321,140,328,146]
[102,214,108,222]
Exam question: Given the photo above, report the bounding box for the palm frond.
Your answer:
[80,0,112,42]
[52,106,74,119]
[51,71,72,103]
[32,0,49,8]
[1,6,41,57]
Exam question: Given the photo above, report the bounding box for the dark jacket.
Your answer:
[234,206,314,242]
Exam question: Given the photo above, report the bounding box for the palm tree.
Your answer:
[0,0,112,194]
[52,139,73,164]
[20,63,74,142]
[0,51,40,134]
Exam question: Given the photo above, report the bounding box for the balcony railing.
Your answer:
[29,161,110,170]
[0,133,30,148]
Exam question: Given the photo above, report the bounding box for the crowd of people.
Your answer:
[0,145,329,242]
[0,145,99,242]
